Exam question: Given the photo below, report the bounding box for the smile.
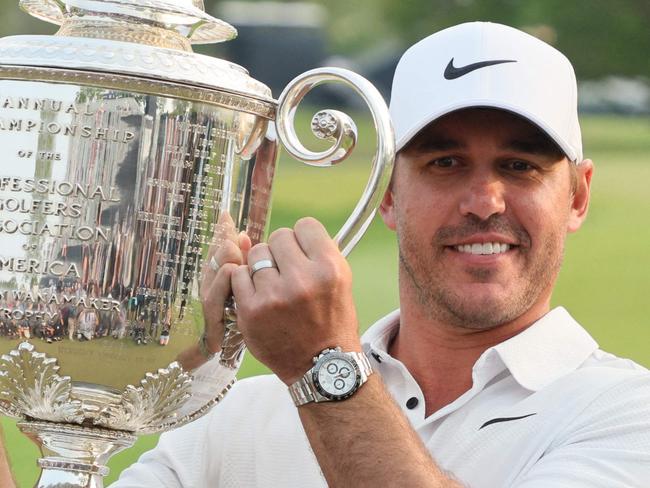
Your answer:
[454,243,511,255]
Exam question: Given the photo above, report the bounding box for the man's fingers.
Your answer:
[201,262,238,350]
[238,231,252,264]
[203,240,241,287]
[267,227,309,272]
[206,211,240,263]
[231,264,256,304]
[202,263,237,310]
[204,227,252,279]
[247,243,280,288]
[214,239,243,266]
[293,217,338,260]
[217,211,238,241]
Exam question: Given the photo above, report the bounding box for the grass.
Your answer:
[2,113,649,486]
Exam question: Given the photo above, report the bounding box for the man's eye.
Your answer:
[430,157,456,168]
[507,160,534,172]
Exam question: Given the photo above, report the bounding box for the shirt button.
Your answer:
[406,397,419,409]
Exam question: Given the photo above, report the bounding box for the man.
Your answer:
[115,22,650,487]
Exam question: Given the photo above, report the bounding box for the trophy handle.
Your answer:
[275,67,396,256]
[217,69,393,369]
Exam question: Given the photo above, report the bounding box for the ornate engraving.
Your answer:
[56,21,194,52]
[19,420,137,487]
[0,342,236,434]
[311,110,341,140]
[38,458,110,476]
[0,66,276,119]
[0,0,283,484]
[20,0,238,44]
[0,342,84,423]
[278,93,358,169]
[170,378,236,430]
[0,35,274,108]
[94,362,192,432]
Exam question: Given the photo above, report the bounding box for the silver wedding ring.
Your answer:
[250,259,276,277]
[209,256,219,272]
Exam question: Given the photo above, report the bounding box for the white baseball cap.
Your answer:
[390,22,583,162]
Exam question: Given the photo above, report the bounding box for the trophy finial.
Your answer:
[19,0,237,50]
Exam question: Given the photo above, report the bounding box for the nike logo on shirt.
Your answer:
[444,58,517,80]
[479,413,537,430]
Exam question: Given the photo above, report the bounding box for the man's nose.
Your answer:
[458,174,506,220]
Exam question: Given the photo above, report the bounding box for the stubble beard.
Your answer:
[397,215,564,331]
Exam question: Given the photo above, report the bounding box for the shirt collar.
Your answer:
[362,307,599,392]
[491,306,599,391]
[361,309,400,357]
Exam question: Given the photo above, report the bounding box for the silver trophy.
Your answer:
[0,1,394,486]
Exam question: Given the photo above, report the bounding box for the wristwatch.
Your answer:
[288,347,374,406]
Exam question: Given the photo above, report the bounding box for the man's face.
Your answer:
[381,108,592,330]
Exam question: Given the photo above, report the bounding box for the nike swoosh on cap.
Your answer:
[444,58,517,80]
[479,413,537,430]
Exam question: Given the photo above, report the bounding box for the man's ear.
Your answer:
[379,183,397,231]
[568,159,594,233]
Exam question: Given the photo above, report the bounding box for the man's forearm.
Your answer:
[297,375,462,488]
[230,219,462,486]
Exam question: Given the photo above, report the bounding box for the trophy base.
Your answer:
[18,421,137,488]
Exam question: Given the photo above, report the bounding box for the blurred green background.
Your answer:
[0,0,649,80]
[3,112,649,488]
[0,0,649,486]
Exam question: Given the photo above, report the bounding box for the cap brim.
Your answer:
[395,99,579,163]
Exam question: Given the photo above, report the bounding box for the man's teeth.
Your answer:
[455,243,511,255]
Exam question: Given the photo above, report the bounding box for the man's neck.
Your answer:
[389,301,550,416]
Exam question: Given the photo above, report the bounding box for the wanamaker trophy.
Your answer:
[0,0,395,486]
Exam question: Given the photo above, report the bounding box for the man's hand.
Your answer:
[200,212,251,353]
[231,217,361,385]
[177,212,250,371]
[231,217,460,487]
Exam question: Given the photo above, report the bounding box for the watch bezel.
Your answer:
[311,350,362,401]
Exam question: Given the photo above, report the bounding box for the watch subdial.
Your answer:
[317,357,358,398]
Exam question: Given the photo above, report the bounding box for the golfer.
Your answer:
[112,21,650,487]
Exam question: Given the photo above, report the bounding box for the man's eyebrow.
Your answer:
[407,137,465,153]
[502,137,564,157]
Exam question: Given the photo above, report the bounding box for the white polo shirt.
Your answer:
[114,307,650,487]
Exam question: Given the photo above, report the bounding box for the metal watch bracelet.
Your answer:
[288,351,373,406]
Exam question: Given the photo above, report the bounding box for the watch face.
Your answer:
[313,353,361,400]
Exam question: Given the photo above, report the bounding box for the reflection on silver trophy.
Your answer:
[0,0,394,486]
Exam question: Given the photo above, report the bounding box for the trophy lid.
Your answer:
[19,0,237,44]
[0,0,274,104]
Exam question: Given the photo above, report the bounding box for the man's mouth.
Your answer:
[453,242,513,255]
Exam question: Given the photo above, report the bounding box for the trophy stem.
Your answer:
[18,421,136,488]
